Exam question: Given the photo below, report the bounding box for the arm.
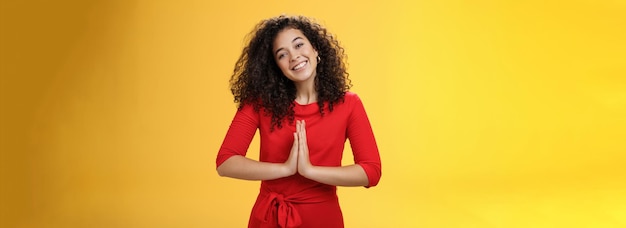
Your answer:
[344,94,382,187]
[295,120,372,187]
[297,94,382,187]
[216,105,298,181]
[298,163,369,187]
[217,133,298,180]
[217,151,297,180]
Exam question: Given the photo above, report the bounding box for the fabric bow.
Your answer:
[259,192,302,228]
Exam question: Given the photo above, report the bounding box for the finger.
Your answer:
[296,120,301,133]
[294,120,298,134]
[299,132,307,156]
[300,120,307,146]
[292,132,299,160]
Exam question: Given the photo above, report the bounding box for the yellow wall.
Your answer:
[2,0,625,227]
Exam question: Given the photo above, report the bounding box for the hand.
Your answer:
[284,131,299,176]
[295,120,314,177]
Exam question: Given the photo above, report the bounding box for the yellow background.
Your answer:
[2,0,625,227]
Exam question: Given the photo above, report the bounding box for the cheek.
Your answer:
[307,44,317,55]
[278,60,290,72]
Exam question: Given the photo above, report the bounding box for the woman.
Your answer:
[216,15,381,228]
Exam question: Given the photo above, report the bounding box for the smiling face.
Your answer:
[272,28,319,84]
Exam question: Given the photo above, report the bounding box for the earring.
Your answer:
[317,56,321,63]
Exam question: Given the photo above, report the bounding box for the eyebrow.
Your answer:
[274,37,304,56]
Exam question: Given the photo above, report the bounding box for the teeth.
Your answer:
[293,61,307,70]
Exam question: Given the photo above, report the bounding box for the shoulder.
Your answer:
[343,91,360,101]
[342,91,363,105]
[335,92,366,113]
[236,102,264,117]
[238,102,256,112]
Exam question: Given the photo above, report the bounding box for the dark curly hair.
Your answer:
[230,15,351,130]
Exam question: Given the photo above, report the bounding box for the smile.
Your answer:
[292,61,308,71]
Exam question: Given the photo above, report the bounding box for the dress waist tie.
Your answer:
[255,185,336,228]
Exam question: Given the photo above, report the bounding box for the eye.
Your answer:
[277,53,286,59]
[295,43,304,49]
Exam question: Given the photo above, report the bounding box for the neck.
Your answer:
[294,80,317,105]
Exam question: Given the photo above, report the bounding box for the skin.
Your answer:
[217,28,369,187]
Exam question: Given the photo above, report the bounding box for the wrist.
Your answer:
[282,163,296,177]
[299,164,316,179]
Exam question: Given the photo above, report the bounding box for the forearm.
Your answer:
[301,164,369,187]
[217,155,294,180]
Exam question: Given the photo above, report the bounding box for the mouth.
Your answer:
[291,60,308,71]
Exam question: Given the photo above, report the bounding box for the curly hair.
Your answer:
[229,15,351,130]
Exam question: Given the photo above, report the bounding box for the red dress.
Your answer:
[217,92,382,228]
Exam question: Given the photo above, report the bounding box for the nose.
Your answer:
[290,53,300,62]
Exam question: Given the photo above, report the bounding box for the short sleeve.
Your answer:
[346,93,382,187]
[216,104,259,168]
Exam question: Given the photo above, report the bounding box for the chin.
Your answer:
[291,74,315,82]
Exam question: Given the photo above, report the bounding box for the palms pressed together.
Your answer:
[284,120,315,177]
